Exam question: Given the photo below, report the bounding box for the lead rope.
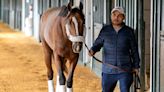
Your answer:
[134,72,142,92]
[83,42,128,72]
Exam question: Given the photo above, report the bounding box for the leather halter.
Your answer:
[65,16,85,53]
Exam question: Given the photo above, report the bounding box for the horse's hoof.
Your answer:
[59,85,66,92]
[67,88,73,92]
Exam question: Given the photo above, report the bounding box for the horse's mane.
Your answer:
[69,8,84,19]
[58,6,84,19]
[58,6,69,17]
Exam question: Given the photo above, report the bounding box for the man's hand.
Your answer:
[132,68,139,75]
[88,50,95,56]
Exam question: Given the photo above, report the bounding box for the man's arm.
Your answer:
[89,28,104,56]
[129,29,140,69]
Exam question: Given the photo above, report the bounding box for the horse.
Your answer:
[39,2,85,92]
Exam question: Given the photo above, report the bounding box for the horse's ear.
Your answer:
[67,2,73,11]
[79,2,83,11]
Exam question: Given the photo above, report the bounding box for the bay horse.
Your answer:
[39,2,85,92]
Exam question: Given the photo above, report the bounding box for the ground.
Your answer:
[0,22,121,92]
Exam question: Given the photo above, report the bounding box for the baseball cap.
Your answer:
[111,7,125,15]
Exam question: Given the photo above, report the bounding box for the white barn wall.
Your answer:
[83,0,93,65]
[33,0,40,41]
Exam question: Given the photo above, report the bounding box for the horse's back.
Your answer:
[40,8,60,24]
[40,6,68,51]
[40,7,60,33]
[40,5,68,28]
[40,7,61,47]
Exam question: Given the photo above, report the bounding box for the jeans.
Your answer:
[102,72,133,92]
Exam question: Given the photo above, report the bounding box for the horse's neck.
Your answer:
[56,17,67,39]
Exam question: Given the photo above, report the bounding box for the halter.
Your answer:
[65,16,85,53]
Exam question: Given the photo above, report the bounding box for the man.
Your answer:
[88,7,140,92]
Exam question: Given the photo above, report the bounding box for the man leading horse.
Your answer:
[89,7,140,92]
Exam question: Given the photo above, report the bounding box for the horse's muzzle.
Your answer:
[72,42,82,53]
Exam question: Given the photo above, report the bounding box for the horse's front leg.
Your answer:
[66,56,79,92]
[54,54,66,92]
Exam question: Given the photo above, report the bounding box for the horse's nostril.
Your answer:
[72,42,82,53]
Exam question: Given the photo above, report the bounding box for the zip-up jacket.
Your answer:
[91,24,140,74]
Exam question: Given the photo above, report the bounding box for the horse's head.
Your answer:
[65,2,85,53]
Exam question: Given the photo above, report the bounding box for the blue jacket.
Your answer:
[91,24,140,74]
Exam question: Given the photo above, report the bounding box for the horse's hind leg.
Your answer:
[54,54,66,92]
[42,41,54,92]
